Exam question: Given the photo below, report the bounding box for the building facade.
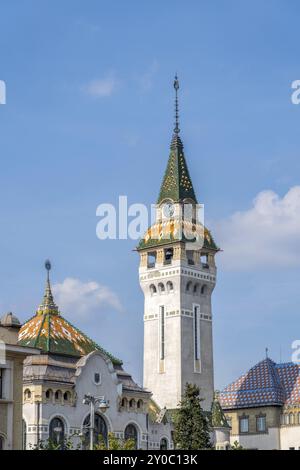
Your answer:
[138,76,218,411]
[18,265,173,450]
[219,357,300,450]
[15,78,228,450]
[0,313,39,450]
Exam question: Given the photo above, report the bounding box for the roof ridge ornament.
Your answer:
[36,259,59,316]
[173,74,180,135]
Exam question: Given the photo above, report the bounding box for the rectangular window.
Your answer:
[159,306,165,360]
[194,305,200,360]
[164,248,173,265]
[239,416,249,434]
[256,415,266,432]
[147,252,156,269]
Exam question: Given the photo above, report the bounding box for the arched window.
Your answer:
[160,438,168,450]
[150,284,157,295]
[158,282,165,293]
[124,424,138,449]
[0,435,4,450]
[166,281,174,293]
[121,397,128,408]
[24,389,31,400]
[186,281,192,292]
[129,399,136,409]
[201,285,207,295]
[55,390,62,402]
[49,417,65,448]
[137,399,143,410]
[83,414,108,449]
[45,389,53,401]
[63,391,71,402]
[193,283,199,294]
[22,419,27,450]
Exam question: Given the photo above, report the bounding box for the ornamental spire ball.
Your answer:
[45,259,51,272]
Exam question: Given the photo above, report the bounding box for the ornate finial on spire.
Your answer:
[173,74,180,134]
[36,259,59,316]
[45,259,51,281]
[265,347,269,359]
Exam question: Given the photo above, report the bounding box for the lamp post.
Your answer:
[82,394,109,450]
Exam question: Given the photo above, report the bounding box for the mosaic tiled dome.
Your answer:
[18,264,122,365]
[138,219,218,251]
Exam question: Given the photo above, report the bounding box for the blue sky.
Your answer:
[1,0,300,389]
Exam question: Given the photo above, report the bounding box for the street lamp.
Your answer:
[82,394,109,450]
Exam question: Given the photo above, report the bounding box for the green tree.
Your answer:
[173,383,211,450]
[230,440,244,450]
[95,432,136,450]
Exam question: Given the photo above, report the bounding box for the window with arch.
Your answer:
[83,413,107,449]
[121,397,128,408]
[63,391,71,402]
[150,284,157,295]
[193,283,199,294]
[55,390,62,402]
[186,281,192,293]
[166,281,174,293]
[45,389,53,401]
[24,389,31,401]
[49,417,65,448]
[160,438,168,450]
[201,285,207,295]
[124,424,138,449]
[158,282,165,293]
[137,399,143,410]
[129,399,136,409]
[0,435,4,450]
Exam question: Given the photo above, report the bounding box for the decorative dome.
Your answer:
[138,219,218,251]
[18,261,122,365]
[0,312,21,328]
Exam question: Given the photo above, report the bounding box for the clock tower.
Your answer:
[138,77,219,410]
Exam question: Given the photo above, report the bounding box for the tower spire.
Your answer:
[36,260,59,315]
[174,74,180,135]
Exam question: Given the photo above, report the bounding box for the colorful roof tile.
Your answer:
[18,262,122,365]
[157,133,197,204]
[138,219,218,251]
[219,358,300,410]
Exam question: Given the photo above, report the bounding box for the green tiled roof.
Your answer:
[157,134,197,204]
[18,274,122,366]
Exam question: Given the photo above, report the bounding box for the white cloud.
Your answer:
[137,60,159,92]
[83,74,119,97]
[52,278,122,319]
[212,186,300,270]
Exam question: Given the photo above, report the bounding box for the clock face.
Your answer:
[163,202,174,218]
